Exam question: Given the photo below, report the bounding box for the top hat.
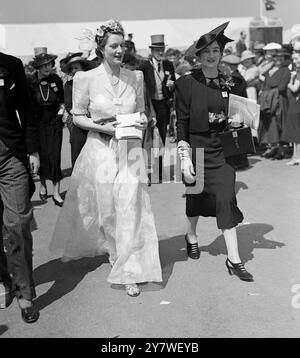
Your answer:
[60,52,91,74]
[195,22,233,55]
[263,42,281,51]
[240,50,255,62]
[221,54,241,65]
[149,34,166,48]
[32,47,57,69]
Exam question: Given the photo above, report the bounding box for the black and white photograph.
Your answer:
[0,0,300,342]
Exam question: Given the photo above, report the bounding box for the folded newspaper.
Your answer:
[228,94,260,130]
[115,112,143,140]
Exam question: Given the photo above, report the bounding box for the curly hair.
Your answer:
[95,19,125,59]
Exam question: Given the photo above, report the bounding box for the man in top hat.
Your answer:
[139,34,176,147]
[0,51,40,322]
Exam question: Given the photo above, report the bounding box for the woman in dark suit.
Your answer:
[27,47,65,206]
[175,22,253,281]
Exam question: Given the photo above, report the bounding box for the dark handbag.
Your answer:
[219,125,256,157]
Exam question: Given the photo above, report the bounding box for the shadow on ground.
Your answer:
[199,223,285,263]
[0,325,8,336]
[138,234,188,292]
[235,181,248,194]
[159,235,187,287]
[33,256,107,311]
[248,157,262,166]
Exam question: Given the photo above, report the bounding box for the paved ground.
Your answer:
[1,127,300,338]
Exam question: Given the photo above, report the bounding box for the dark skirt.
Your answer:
[38,107,63,182]
[282,97,300,143]
[258,112,280,144]
[70,124,88,169]
[186,130,244,229]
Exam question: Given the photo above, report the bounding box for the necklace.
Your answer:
[39,82,50,102]
[110,75,120,86]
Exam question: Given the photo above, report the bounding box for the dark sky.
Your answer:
[0,0,299,28]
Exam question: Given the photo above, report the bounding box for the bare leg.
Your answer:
[39,176,47,194]
[296,143,300,160]
[186,215,199,244]
[222,227,241,263]
[52,181,63,203]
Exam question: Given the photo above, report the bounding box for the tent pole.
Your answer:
[259,0,264,18]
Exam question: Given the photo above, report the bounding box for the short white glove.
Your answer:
[181,157,196,184]
[178,140,195,184]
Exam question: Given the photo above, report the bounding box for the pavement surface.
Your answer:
[1,127,300,338]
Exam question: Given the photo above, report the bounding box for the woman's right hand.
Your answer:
[181,157,195,184]
[97,120,119,135]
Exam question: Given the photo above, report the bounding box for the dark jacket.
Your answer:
[64,79,73,114]
[0,53,39,162]
[235,39,247,57]
[259,64,290,130]
[231,70,248,98]
[0,52,39,196]
[175,69,231,143]
[139,57,176,100]
[258,88,279,116]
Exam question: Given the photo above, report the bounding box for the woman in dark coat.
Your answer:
[175,22,253,281]
[282,52,300,165]
[258,48,290,158]
[27,47,64,206]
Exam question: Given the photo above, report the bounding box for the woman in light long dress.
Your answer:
[49,20,162,297]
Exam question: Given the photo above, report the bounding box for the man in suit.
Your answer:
[0,52,40,323]
[139,34,176,146]
[236,31,247,57]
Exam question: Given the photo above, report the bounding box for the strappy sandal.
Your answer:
[125,284,140,297]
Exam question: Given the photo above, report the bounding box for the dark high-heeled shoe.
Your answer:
[39,189,48,201]
[52,197,64,207]
[225,258,254,282]
[20,304,40,323]
[185,234,200,260]
[263,147,278,159]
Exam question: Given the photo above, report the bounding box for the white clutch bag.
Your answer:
[115,112,143,140]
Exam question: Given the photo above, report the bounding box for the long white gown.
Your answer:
[49,65,162,285]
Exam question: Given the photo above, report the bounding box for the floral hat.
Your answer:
[95,20,125,47]
[75,20,125,53]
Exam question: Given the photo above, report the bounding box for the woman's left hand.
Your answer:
[228,113,243,128]
[135,113,148,130]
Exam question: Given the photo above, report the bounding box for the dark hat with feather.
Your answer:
[194,22,233,55]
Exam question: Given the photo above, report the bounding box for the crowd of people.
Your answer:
[1,18,300,324]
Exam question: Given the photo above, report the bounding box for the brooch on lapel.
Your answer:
[219,75,235,91]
